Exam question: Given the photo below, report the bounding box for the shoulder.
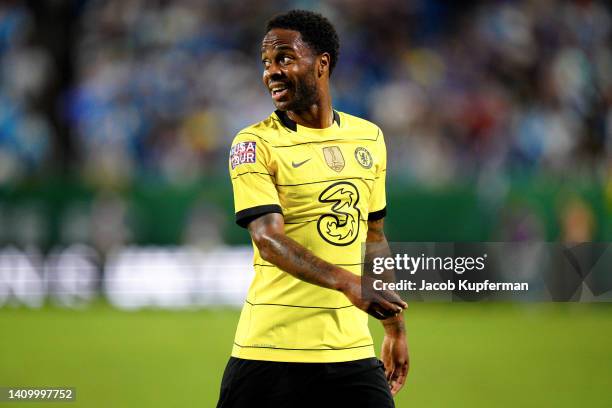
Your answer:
[337,111,383,141]
[231,113,287,146]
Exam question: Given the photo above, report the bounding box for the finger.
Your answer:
[367,301,393,319]
[382,290,407,309]
[386,366,395,382]
[390,363,408,395]
[388,363,399,382]
[381,350,392,378]
[382,356,393,380]
[391,382,400,396]
[389,379,400,394]
[376,296,403,315]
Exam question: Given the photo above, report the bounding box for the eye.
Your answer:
[279,55,293,65]
[261,59,270,67]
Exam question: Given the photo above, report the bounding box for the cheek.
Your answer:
[289,65,308,83]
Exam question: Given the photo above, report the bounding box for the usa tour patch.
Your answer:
[230,141,257,169]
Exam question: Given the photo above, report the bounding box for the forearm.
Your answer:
[257,231,353,292]
[367,218,407,333]
[382,313,406,336]
[247,213,404,318]
[365,218,392,276]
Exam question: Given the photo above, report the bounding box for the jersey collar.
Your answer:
[275,109,341,132]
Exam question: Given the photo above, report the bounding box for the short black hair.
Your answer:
[266,10,340,75]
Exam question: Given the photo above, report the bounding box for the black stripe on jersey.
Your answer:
[235,204,282,228]
[245,300,354,310]
[283,219,318,225]
[275,177,374,187]
[368,207,387,221]
[254,262,363,268]
[284,218,368,225]
[238,119,380,148]
[235,132,378,148]
[273,137,379,148]
[231,171,274,180]
[233,342,373,351]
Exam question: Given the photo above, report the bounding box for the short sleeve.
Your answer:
[229,133,282,228]
[368,129,387,221]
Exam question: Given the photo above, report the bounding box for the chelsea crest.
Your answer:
[354,147,373,169]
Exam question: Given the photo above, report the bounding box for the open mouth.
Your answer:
[270,84,289,101]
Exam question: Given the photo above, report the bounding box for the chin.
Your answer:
[273,100,291,111]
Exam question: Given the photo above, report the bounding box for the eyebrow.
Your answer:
[260,44,295,54]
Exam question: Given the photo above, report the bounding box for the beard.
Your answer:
[279,70,319,112]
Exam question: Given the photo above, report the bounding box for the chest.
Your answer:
[272,142,378,187]
[268,141,379,224]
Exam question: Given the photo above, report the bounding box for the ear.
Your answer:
[318,53,331,77]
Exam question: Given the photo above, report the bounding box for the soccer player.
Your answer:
[218,10,408,408]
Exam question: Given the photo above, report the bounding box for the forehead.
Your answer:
[261,28,310,54]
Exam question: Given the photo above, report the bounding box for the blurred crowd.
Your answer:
[0,0,610,186]
[0,1,54,184]
[0,0,611,249]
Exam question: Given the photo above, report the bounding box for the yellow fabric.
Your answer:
[228,110,387,362]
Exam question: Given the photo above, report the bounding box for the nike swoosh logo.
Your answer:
[292,158,311,168]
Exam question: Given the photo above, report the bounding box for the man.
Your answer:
[218,10,408,408]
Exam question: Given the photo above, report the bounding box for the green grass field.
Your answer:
[1,303,611,407]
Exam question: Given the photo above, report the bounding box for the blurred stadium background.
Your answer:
[0,0,611,406]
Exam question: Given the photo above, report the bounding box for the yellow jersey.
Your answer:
[228,109,387,362]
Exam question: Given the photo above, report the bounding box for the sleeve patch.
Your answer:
[230,141,257,169]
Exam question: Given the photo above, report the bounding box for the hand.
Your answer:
[381,329,409,396]
[341,274,407,320]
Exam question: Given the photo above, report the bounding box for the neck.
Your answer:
[287,91,333,129]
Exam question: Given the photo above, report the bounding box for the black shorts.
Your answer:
[216,357,395,408]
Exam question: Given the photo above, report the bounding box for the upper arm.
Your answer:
[229,134,282,228]
[368,128,387,239]
[368,128,387,218]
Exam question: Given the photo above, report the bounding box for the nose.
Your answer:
[263,61,283,83]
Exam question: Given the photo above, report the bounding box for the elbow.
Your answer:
[247,214,285,263]
[252,232,279,263]
[258,243,274,263]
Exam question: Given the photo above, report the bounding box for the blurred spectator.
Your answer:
[0,1,53,183]
[559,195,596,243]
[67,0,278,185]
[57,0,611,186]
[0,0,610,247]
